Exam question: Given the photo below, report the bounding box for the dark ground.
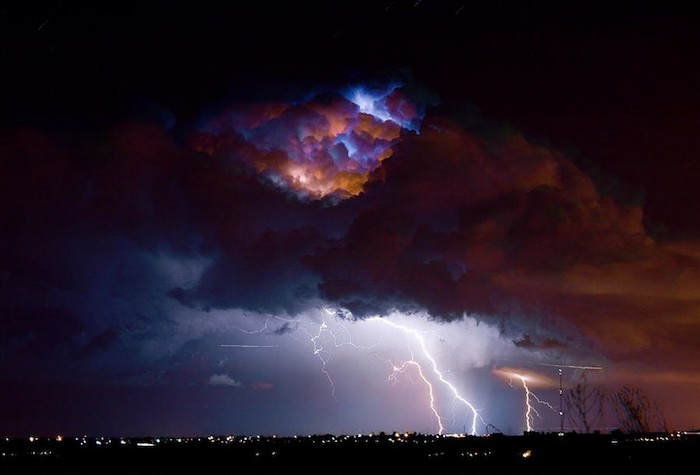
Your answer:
[1,432,697,474]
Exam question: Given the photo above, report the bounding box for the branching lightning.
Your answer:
[504,372,558,432]
[306,320,342,400]
[226,312,355,400]
[368,317,481,435]
[274,310,376,401]
[387,354,445,434]
[228,311,574,436]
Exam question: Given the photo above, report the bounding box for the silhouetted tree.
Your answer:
[564,372,605,433]
[609,386,668,433]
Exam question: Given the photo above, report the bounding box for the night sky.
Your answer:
[2,0,700,437]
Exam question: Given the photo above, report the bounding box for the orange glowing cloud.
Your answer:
[492,367,560,389]
[193,85,421,200]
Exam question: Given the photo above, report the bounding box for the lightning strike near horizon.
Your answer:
[236,311,482,434]
[388,355,445,434]
[368,317,481,435]
[228,311,573,435]
[504,372,558,432]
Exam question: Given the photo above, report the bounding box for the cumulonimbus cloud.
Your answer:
[2,80,700,394]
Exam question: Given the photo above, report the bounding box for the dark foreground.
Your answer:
[2,431,698,474]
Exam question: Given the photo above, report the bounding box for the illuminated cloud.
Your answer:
[492,367,560,389]
[193,84,422,200]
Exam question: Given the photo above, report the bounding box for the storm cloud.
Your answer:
[3,82,700,434]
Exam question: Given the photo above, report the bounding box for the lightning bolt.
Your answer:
[388,355,445,434]
[230,311,359,401]
[368,317,481,435]
[507,373,558,432]
[227,313,342,400]
[279,310,376,401]
[229,310,486,434]
[307,320,340,400]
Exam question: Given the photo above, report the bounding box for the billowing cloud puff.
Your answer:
[193,84,421,200]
